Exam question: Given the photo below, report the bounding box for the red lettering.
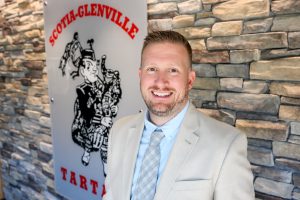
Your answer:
[128,23,139,39]
[97,4,105,17]
[59,167,99,196]
[56,23,62,34]
[90,179,98,195]
[104,5,113,19]
[69,10,76,23]
[122,16,130,32]
[78,5,84,17]
[80,175,88,191]
[48,3,141,46]
[52,29,58,40]
[70,171,77,186]
[101,184,106,197]
[110,7,118,23]
[84,4,91,16]
[115,11,123,27]
[60,14,68,29]
[49,36,55,46]
[91,3,97,16]
[61,167,67,180]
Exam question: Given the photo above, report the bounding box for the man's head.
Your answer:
[80,58,98,83]
[73,32,79,40]
[139,31,195,125]
[141,31,193,68]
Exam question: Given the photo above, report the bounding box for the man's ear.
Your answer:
[138,68,142,78]
[188,70,196,90]
[80,67,85,76]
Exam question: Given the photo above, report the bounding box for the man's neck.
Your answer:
[149,101,189,126]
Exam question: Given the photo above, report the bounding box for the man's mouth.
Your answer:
[152,91,172,97]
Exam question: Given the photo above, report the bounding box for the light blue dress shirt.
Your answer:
[131,102,189,199]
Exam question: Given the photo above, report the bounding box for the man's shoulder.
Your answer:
[192,107,243,140]
[113,112,144,129]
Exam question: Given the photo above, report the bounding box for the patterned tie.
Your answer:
[133,129,165,200]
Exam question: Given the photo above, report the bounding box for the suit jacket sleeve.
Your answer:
[214,133,255,200]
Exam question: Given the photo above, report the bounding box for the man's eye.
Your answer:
[169,68,178,73]
[146,67,156,72]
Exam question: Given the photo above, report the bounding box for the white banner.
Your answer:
[44,1,147,199]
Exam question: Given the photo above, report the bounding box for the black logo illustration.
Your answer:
[59,32,122,175]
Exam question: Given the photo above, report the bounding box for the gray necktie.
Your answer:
[133,129,165,200]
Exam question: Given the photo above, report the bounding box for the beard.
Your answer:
[142,86,189,118]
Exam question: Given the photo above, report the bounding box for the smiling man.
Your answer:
[103,31,255,200]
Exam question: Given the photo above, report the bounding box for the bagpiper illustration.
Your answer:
[59,32,83,78]
[59,32,122,175]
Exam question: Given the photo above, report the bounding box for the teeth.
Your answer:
[153,91,171,97]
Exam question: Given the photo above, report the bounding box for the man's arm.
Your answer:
[214,133,255,200]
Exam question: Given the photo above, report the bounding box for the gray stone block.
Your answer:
[217,92,280,114]
[279,105,300,121]
[243,18,273,34]
[272,0,300,14]
[291,122,300,136]
[250,57,300,81]
[212,0,270,20]
[272,15,300,31]
[230,49,260,64]
[252,165,292,183]
[220,78,243,92]
[242,81,268,94]
[192,63,216,77]
[270,82,300,98]
[254,177,293,199]
[178,0,202,14]
[236,119,288,141]
[276,158,300,171]
[207,32,287,50]
[193,77,220,90]
[248,146,274,166]
[193,50,229,63]
[174,27,211,39]
[148,3,178,15]
[216,64,249,78]
[273,141,300,160]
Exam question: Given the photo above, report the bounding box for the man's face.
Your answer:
[139,42,195,119]
[80,59,98,83]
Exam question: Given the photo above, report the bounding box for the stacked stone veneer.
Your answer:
[149,0,300,199]
[0,0,300,199]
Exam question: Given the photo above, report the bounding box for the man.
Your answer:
[103,31,255,200]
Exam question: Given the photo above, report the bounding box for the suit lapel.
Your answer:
[154,105,201,200]
[122,114,145,199]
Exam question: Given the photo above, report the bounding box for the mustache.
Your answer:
[149,86,175,92]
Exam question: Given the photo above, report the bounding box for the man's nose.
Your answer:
[92,65,97,72]
[154,71,168,85]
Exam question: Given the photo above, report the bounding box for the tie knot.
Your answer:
[149,129,164,146]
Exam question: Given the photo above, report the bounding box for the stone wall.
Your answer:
[0,0,300,199]
[0,162,3,199]
[148,0,300,199]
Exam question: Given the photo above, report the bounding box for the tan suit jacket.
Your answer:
[103,104,255,200]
